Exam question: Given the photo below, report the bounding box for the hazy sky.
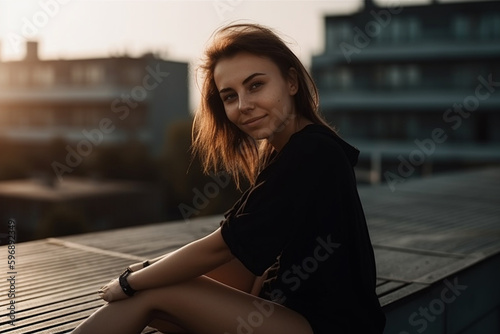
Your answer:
[0,0,367,64]
[0,0,437,106]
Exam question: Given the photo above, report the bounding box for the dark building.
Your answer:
[0,176,165,242]
[0,41,189,156]
[312,0,500,185]
[0,41,188,238]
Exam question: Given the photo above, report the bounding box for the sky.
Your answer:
[0,0,437,106]
[0,0,366,64]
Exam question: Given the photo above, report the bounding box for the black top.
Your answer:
[220,124,386,334]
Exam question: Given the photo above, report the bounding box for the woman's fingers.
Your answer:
[97,279,129,303]
[97,279,116,302]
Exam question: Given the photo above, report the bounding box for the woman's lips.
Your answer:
[243,115,267,126]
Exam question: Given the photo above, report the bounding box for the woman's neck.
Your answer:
[268,116,313,152]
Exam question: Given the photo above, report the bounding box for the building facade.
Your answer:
[312,0,500,184]
[0,41,189,156]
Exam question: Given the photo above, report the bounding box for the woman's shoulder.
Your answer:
[285,123,360,167]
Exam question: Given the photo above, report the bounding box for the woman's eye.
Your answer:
[222,93,237,103]
[250,82,263,90]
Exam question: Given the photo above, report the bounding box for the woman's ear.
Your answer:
[287,67,299,96]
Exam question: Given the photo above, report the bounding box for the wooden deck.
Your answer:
[1,166,499,333]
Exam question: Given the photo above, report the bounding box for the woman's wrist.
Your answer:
[127,270,143,292]
[119,268,137,296]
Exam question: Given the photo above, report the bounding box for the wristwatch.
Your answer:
[119,268,137,297]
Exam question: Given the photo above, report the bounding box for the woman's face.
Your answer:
[214,52,298,143]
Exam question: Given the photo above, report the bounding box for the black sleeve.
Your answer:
[220,133,344,275]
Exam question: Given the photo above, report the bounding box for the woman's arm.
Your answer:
[127,227,233,291]
[129,248,258,294]
[99,228,234,302]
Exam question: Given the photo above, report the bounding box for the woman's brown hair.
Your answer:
[192,23,332,188]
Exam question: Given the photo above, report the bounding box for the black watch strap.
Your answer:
[119,268,136,297]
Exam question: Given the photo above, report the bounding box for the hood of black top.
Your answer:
[302,124,360,167]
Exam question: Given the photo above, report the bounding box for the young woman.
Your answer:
[72,23,385,334]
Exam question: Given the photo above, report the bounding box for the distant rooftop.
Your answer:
[0,177,154,202]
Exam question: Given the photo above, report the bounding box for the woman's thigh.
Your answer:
[143,276,313,334]
[205,258,256,293]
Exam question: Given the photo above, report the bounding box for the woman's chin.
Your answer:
[249,130,273,142]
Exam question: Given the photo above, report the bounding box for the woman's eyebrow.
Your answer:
[219,72,266,94]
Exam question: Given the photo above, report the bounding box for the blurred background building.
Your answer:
[312,0,500,184]
[0,40,188,156]
[1,0,499,241]
[0,41,194,241]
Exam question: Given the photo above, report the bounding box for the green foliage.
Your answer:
[159,119,243,220]
[0,122,243,224]
[0,138,31,180]
[37,204,89,239]
[84,140,159,181]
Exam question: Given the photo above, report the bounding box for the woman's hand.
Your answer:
[98,278,128,303]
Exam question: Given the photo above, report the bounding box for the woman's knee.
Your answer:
[135,283,188,313]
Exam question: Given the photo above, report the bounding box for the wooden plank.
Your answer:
[0,167,498,333]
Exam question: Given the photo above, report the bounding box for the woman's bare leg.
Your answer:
[150,257,260,333]
[205,258,256,293]
[75,258,257,334]
[72,276,313,334]
[148,311,187,333]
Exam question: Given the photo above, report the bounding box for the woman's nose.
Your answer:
[238,94,253,113]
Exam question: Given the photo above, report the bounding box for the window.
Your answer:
[453,64,481,89]
[407,65,420,87]
[0,66,9,86]
[16,110,30,127]
[377,64,420,89]
[71,64,85,84]
[337,66,353,89]
[453,15,470,40]
[319,69,336,90]
[33,65,55,86]
[13,67,29,86]
[86,64,105,85]
[0,107,7,127]
[422,16,450,41]
[383,17,422,43]
[46,109,56,127]
[125,66,143,85]
[71,63,106,85]
[374,65,385,88]
[479,14,500,40]
[325,21,337,51]
[390,18,403,43]
[72,108,86,126]
[387,113,407,140]
[30,108,54,127]
[327,20,352,49]
[494,15,500,39]
[387,65,403,88]
[408,17,421,41]
[88,108,103,127]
